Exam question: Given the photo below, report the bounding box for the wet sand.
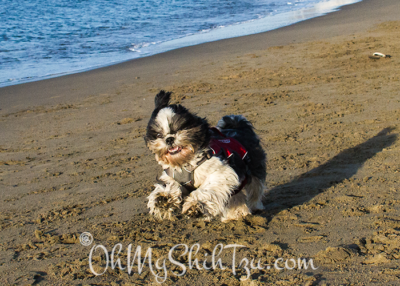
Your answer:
[1,0,400,285]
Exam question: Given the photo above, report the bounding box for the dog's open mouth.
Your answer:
[168,146,182,155]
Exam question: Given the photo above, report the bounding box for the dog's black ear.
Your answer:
[154,90,171,109]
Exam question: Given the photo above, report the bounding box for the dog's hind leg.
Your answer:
[243,176,265,212]
[221,191,251,222]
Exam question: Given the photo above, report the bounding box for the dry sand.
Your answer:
[1,0,400,285]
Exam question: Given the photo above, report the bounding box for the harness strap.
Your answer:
[233,176,248,196]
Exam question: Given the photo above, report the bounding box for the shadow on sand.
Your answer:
[261,127,397,216]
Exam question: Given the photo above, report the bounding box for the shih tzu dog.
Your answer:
[144,91,266,222]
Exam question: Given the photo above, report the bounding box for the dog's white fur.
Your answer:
[155,107,175,134]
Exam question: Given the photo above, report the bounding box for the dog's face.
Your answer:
[144,91,210,168]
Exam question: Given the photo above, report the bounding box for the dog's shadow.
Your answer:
[260,127,397,217]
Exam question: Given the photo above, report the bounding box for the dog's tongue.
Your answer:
[169,146,179,152]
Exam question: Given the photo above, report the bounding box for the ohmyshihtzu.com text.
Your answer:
[88,243,318,283]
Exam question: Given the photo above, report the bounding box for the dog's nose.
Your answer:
[166,137,174,145]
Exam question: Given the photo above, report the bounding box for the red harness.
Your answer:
[209,127,248,161]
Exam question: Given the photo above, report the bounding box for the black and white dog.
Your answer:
[144,91,266,222]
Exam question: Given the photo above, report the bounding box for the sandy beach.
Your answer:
[1,0,400,284]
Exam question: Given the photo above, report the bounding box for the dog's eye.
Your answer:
[156,133,163,138]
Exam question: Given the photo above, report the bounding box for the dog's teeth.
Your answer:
[169,146,180,153]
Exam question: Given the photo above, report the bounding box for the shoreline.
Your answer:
[0,0,361,88]
[1,0,398,113]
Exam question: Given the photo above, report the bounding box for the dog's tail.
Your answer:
[216,115,253,134]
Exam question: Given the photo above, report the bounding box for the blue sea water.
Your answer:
[0,0,360,87]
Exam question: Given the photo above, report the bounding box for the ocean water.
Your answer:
[0,0,360,87]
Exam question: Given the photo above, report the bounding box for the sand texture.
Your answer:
[1,1,400,285]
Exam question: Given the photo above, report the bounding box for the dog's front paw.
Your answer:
[147,184,182,220]
[182,196,213,221]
